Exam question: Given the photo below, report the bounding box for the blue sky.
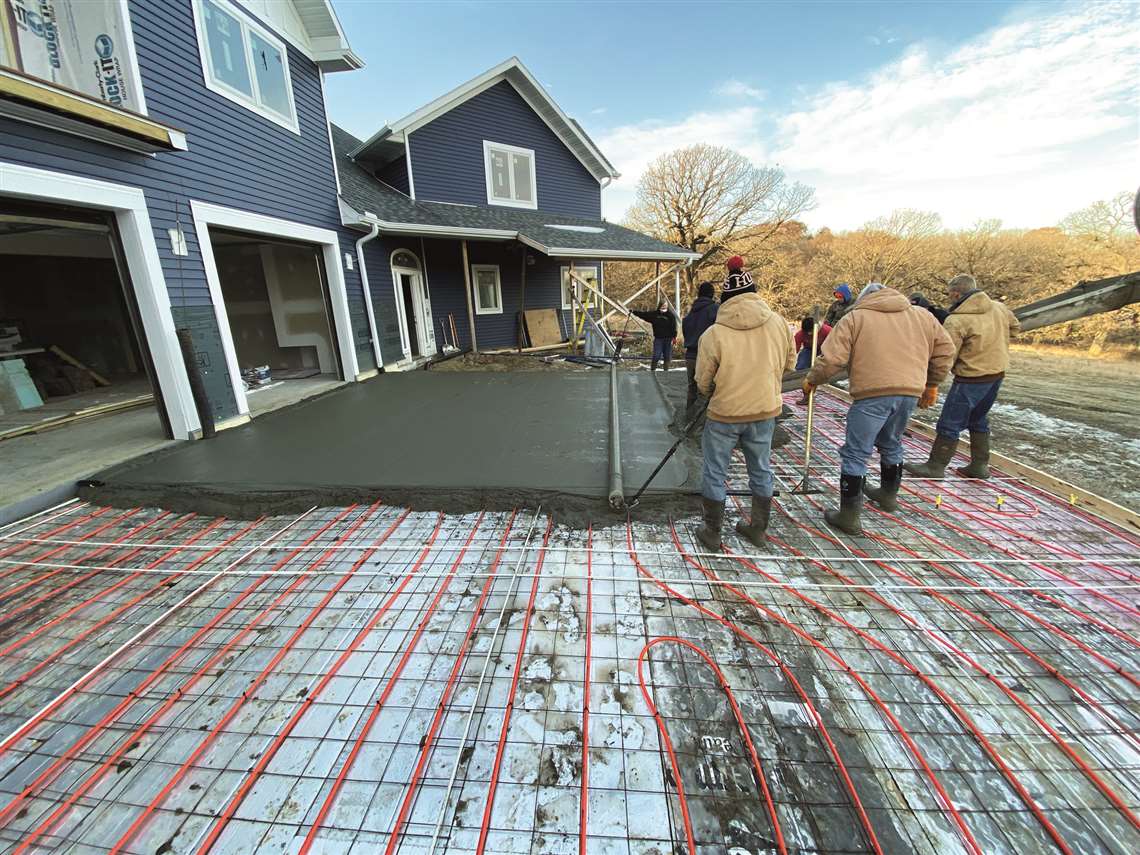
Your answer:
[325,1,1139,230]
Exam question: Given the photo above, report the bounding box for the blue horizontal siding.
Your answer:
[0,0,375,419]
[407,81,601,219]
[377,156,411,196]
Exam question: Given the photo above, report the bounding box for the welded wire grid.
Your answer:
[0,390,1137,854]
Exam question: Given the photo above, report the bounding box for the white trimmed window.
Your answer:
[561,266,598,310]
[192,0,299,133]
[472,264,503,315]
[483,141,537,209]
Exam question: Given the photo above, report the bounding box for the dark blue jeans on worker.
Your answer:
[651,337,673,370]
[795,348,813,370]
[701,418,775,502]
[936,379,1002,439]
[839,395,918,476]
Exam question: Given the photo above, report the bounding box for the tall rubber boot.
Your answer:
[735,495,772,548]
[695,498,724,551]
[957,432,991,479]
[772,424,791,450]
[904,435,957,479]
[825,473,864,536]
[863,463,903,512]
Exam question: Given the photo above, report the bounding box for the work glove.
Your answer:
[802,378,816,397]
[919,385,938,408]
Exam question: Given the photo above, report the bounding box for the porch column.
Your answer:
[674,266,682,318]
[461,240,479,353]
[518,248,527,351]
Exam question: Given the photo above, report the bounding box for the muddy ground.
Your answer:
[916,348,1139,510]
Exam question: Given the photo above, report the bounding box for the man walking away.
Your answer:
[909,292,949,323]
[694,271,795,549]
[825,283,854,326]
[794,316,832,370]
[805,283,954,535]
[682,281,719,412]
[906,274,1020,479]
[632,300,678,371]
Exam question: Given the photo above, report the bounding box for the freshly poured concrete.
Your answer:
[89,372,694,519]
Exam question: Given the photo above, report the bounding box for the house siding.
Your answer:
[0,0,374,422]
[362,237,596,354]
[407,81,602,219]
[376,156,411,196]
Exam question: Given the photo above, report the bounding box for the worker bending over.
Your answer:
[805,283,954,535]
[694,267,795,549]
[906,274,1020,479]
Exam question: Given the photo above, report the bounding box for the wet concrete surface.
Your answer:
[86,372,697,523]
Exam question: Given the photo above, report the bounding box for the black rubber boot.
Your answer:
[863,463,903,512]
[904,435,957,479]
[825,473,864,536]
[957,432,991,479]
[771,424,790,450]
[735,495,772,547]
[695,498,724,551]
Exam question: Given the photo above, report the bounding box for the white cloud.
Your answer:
[598,108,768,219]
[715,79,766,100]
[591,107,607,115]
[598,2,1139,229]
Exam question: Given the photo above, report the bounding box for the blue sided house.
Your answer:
[0,0,373,468]
[332,57,698,365]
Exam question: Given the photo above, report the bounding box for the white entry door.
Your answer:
[391,250,436,360]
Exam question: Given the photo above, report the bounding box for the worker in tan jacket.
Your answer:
[805,283,954,535]
[694,271,795,549]
[906,274,1020,480]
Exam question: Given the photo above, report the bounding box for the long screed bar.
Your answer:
[608,361,626,510]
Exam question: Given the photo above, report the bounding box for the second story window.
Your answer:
[193,0,298,133]
[483,141,536,209]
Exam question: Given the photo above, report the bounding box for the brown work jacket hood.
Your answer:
[944,290,1020,380]
[807,286,955,400]
[694,293,796,423]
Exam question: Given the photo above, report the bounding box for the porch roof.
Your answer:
[332,125,698,262]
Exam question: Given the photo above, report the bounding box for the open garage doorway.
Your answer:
[208,227,344,417]
[0,199,173,516]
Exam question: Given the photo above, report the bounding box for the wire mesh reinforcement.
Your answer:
[0,391,1136,854]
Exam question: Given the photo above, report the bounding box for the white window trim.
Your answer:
[482,140,537,210]
[561,265,598,310]
[0,160,197,438]
[190,201,360,417]
[190,0,300,135]
[471,264,504,315]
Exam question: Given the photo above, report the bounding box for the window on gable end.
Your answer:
[483,141,537,209]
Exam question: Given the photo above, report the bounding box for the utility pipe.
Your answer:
[608,361,625,511]
[354,223,384,370]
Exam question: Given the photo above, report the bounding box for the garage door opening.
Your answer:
[209,227,344,416]
[0,199,172,513]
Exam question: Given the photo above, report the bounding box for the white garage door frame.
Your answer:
[0,160,200,439]
[189,201,360,417]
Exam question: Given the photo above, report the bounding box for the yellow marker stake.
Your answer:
[996,495,1006,509]
[1070,493,1078,505]
[935,495,943,509]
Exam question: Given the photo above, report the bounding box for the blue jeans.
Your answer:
[701,418,775,502]
[936,379,1002,439]
[839,395,918,476]
[795,348,812,370]
[651,337,673,370]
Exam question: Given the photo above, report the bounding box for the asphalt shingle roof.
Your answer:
[331,125,695,259]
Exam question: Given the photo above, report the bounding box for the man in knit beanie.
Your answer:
[694,256,795,549]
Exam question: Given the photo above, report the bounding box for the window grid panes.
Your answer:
[561,266,598,310]
[473,266,502,314]
[197,0,296,131]
[484,143,536,208]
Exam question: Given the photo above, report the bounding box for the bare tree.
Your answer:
[624,144,815,288]
[1059,191,1134,242]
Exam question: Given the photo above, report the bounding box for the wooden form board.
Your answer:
[523,309,564,347]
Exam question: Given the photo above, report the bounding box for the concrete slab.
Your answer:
[87,372,695,520]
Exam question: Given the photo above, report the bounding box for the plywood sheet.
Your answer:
[523,308,564,347]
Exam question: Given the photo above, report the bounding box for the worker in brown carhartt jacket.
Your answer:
[694,270,795,550]
[805,283,954,535]
[906,274,1020,480]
